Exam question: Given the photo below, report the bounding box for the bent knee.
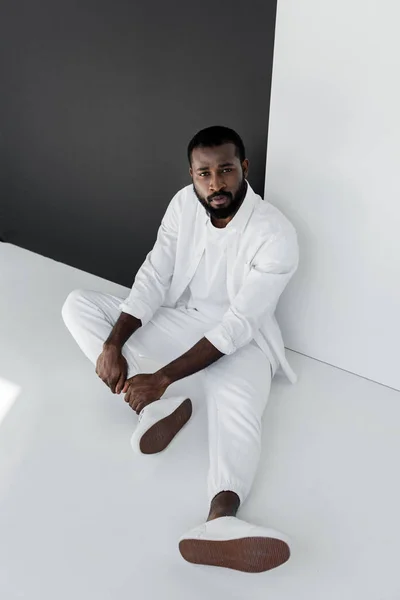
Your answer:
[61,288,88,323]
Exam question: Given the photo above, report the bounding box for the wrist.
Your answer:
[154,368,173,387]
[103,340,122,353]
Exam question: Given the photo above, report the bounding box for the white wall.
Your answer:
[265,0,400,390]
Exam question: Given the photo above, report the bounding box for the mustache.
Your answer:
[208,193,231,201]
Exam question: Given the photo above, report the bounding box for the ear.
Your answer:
[242,159,249,178]
[189,167,193,177]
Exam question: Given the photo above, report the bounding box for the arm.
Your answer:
[104,312,142,352]
[156,226,299,386]
[156,336,224,386]
[97,312,143,394]
[202,227,299,356]
[123,336,224,413]
[118,191,180,327]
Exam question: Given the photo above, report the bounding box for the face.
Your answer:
[189,143,249,222]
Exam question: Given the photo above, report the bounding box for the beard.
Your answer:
[192,174,248,220]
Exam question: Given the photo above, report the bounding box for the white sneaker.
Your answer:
[179,516,291,573]
[130,396,192,455]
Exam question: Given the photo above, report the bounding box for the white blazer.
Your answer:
[119,180,299,383]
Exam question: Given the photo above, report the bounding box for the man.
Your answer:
[61,125,299,573]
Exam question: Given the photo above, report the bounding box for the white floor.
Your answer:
[1,241,399,600]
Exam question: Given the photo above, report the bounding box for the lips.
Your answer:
[211,195,229,205]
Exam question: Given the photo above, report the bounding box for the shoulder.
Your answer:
[250,196,297,241]
[160,184,196,226]
[163,184,198,218]
[169,184,195,208]
[248,195,299,268]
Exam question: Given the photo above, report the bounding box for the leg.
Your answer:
[204,339,272,515]
[207,491,241,521]
[61,288,184,379]
[61,289,198,452]
[179,341,291,572]
[61,288,143,378]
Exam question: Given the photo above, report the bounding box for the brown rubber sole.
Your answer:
[179,536,290,573]
[139,398,192,454]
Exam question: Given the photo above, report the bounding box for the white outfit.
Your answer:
[117,180,299,382]
[61,180,299,505]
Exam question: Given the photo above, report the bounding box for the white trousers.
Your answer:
[61,289,272,506]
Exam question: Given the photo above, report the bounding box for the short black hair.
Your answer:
[187,125,246,167]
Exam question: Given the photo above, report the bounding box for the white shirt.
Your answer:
[183,218,230,321]
[119,180,299,383]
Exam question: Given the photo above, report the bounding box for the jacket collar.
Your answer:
[201,179,257,234]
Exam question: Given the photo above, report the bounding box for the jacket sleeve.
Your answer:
[204,226,299,355]
[118,192,180,326]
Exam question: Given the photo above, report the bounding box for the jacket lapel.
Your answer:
[173,180,257,304]
[226,229,239,301]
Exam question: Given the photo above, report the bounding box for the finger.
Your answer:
[116,374,125,395]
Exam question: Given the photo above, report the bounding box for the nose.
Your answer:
[209,173,227,194]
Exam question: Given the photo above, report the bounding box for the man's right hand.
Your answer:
[95,345,128,394]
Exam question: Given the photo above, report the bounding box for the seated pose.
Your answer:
[62,125,299,573]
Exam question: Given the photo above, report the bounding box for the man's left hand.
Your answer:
[122,372,170,414]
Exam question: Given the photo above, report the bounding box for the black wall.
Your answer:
[0,0,277,287]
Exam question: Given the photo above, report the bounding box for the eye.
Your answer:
[199,168,233,177]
